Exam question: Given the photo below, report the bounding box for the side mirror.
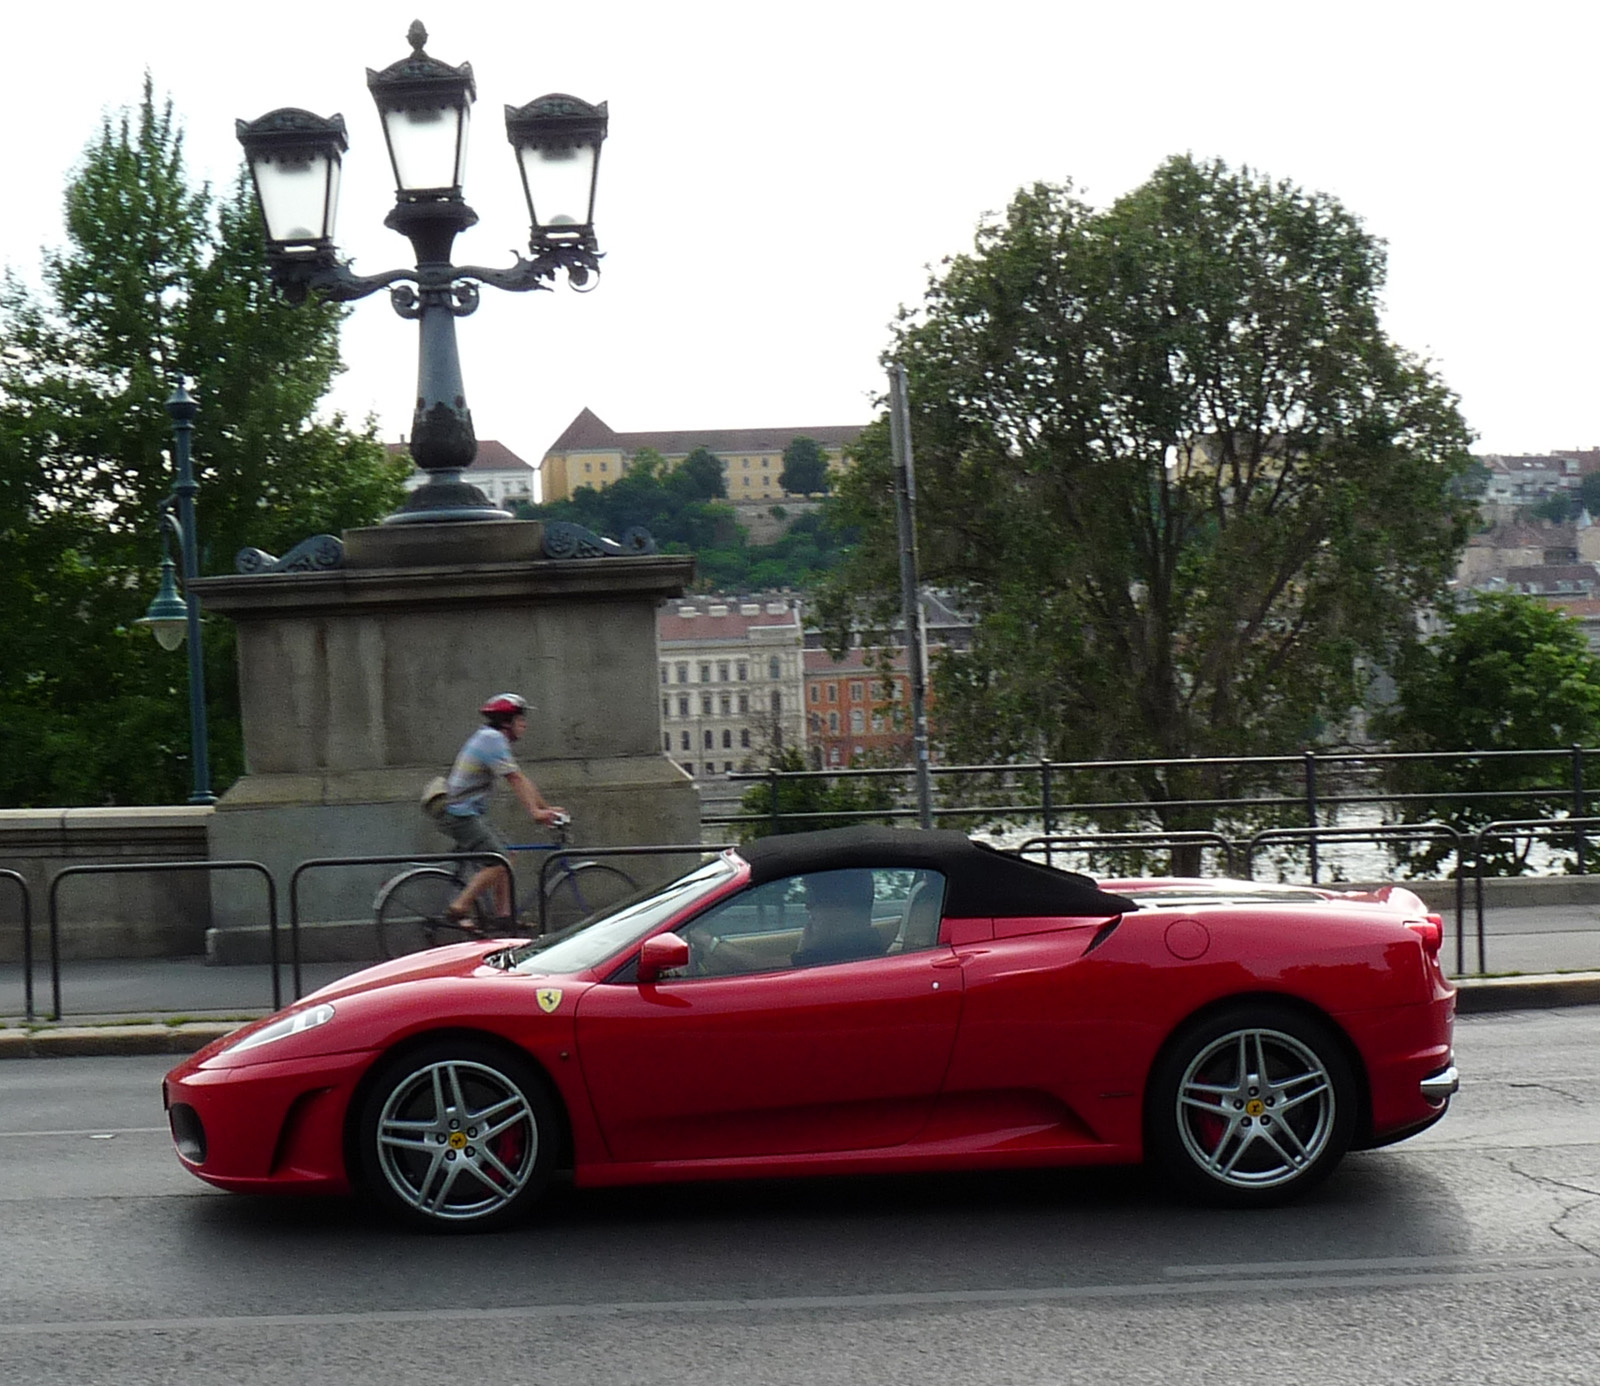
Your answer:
[637,932,690,984]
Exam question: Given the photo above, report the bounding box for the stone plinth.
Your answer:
[193,521,698,946]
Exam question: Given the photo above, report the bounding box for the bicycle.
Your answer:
[373,813,638,959]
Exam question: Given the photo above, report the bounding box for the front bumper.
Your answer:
[1420,1063,1460,1104]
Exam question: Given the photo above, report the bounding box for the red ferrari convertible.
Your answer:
[164,826,1457,1230]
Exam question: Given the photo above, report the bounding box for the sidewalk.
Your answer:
[3,906,1599,1058]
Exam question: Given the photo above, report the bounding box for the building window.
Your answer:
[722,729,732,748]
[771,691,782,715]
[850,682,864,702]
[718,661,730,681]
[720,694,731,715]
[680,731,690,750]
[740,729,750,748]
[704,730,714,750]
[662,698,670,718]
[871,713,885,732]
[660,665,668,685]
[827,683,837,703]
[699,663,711,682]
[738,693,749,714]
[701,694,712,715]
[810,685,820,704]
[676,662,688,683]
[737,662,748,681]
[829,711,839,733]
[765,656,778,680]
[678,696,690,717]
[724,762,733,774]
[850,709,865,733]
[663,733,671,751]
[684,762,694,776]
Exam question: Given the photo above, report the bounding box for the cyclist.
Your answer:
[441,693,566,927]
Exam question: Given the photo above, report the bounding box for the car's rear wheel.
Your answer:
[1146,1003,1357,1206]
[357,1040,557,1231]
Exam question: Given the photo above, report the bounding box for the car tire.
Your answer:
[1145,1003,1357,1207]
[356,1039,559,1231]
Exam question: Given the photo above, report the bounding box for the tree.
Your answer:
[1532,492,1575,524]
[0,79,407,807]
[673,447,727,501]
[1377,592,1600,875]
[1579,471,1600,518]
[818,157,1475,844]
[780,436,829,495]
[736,747,897,841]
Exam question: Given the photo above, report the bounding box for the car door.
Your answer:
[574,868,962,1163]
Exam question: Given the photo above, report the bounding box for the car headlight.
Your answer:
[226,1003,336,1055]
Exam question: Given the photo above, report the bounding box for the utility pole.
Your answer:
[888,362,933,828]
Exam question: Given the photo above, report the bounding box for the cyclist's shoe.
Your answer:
[459,915,517,936]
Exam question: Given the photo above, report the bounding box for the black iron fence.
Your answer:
[711,746,1600,853]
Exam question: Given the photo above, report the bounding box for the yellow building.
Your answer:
[540,407,863,503]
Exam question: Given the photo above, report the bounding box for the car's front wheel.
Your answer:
[1145,1004,1357,1206]
[357,1040,558,1231]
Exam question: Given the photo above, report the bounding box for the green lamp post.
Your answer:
[137,382,215,806]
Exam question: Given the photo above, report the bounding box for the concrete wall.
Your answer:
[0,807,213,962]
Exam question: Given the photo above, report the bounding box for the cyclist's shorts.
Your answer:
[441,811,508,862]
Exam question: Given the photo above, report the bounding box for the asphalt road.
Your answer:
[0,1006,1596,1385]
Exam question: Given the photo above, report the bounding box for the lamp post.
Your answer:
[137,383,216,806]
[235,19,608,524]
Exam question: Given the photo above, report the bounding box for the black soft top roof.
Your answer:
[738,826,1137,919]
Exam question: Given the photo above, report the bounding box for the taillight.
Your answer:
[1405,914,1443,955]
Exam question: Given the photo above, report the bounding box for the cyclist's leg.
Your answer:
[442,812,512,920]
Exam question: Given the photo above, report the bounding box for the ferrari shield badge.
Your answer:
[537,988,563,1014]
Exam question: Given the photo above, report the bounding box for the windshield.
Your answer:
[509,855,741,976]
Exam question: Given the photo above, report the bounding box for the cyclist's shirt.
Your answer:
[444,726,519,817]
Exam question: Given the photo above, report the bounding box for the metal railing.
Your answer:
[709,746,1600,861]
[2,870,33,1022]
[1015,832,1239,877]
[45,860,274,1022]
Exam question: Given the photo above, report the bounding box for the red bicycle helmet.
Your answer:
[479,692,529,721]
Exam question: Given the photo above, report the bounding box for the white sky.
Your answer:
[6,2,1597,495]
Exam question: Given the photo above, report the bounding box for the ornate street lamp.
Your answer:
[236,19,608,524]
[136,383,216,806]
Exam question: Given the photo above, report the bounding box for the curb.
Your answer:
[0,1021,241,1060]
[1453,972,1600,1013]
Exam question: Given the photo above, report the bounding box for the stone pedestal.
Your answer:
[193,521,698,949]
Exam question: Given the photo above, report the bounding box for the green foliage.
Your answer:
[1579,472,1600,518]
[1532,491,1575,524]
[817,156,1475,839]
[675,447,728,500]
[528,459,854,592]
[1377,592,1600,874]
[780,436,829,495]
[0,78,407,807]
[735,747,898,842]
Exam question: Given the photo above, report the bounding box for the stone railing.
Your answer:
[0,807,212,962]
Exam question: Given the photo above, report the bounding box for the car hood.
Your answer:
[301,941,513,1004]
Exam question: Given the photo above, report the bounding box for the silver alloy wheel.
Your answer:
[1174,1026,1337,1190]
[373,1059,540,1222]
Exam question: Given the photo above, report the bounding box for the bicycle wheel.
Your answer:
[375,867,477,959]
[541,862,636,934]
